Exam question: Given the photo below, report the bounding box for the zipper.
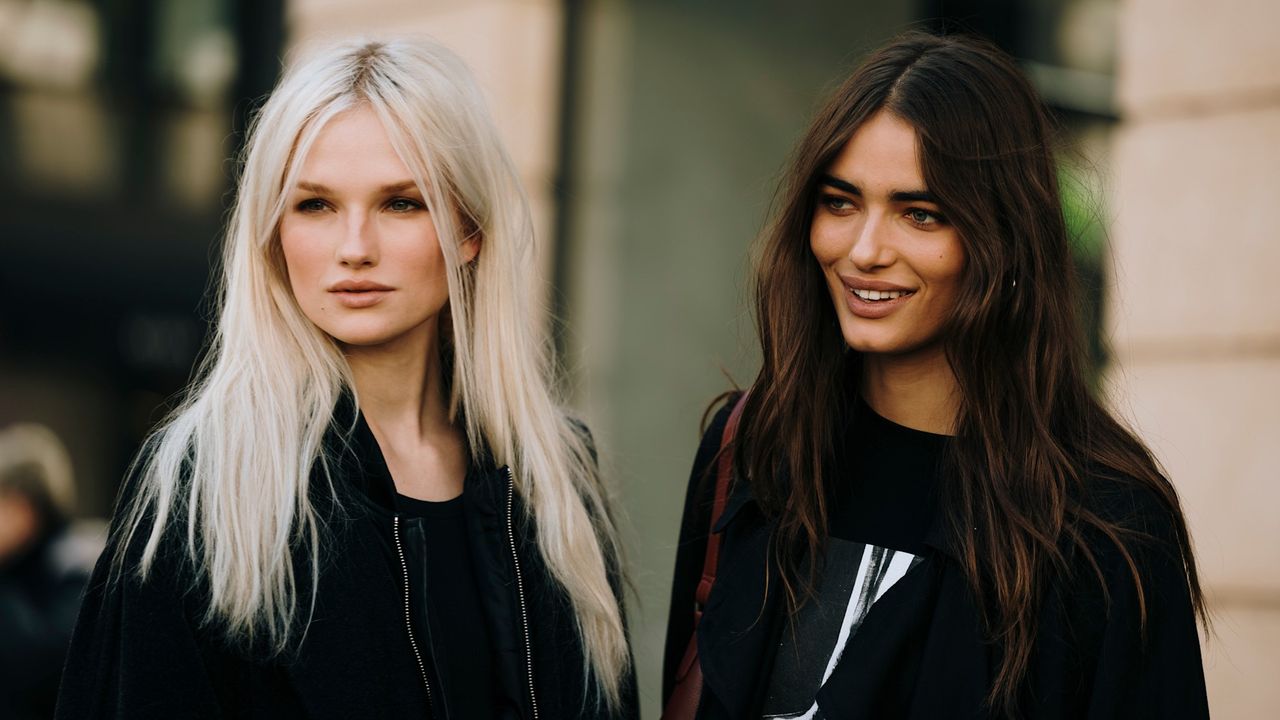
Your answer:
[394,513,435,714]
[505,466,539,720]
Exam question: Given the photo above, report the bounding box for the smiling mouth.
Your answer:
[848,287,915,302]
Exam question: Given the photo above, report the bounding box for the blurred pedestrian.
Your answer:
[57,38,636,719]
[663,32,1208,719]
[0,424,100,720]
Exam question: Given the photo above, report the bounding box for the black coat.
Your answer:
[56,408,638,719]
[663,400,1209,719]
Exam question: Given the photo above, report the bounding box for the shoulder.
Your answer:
[689,391,743,485]
[1058,469,1199,620]
[1076,469,1188,558]
[1033,469,1208,714]
[100,435,200,590]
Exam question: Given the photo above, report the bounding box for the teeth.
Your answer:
[852,288,910,301]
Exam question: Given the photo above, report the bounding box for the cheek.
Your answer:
[279,220,311,274]
[277,224,334,313]
[809,217,842,267]
[405,233,447,279]
[923,235,966,300]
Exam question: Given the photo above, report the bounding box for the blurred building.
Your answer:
[1106,0,1280,716]
[0,0,283,516]
[0,0,1272,717]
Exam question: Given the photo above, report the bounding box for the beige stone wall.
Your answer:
[285,0,563,289]
[1110,1,1280,716]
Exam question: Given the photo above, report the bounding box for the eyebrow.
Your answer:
[295,180,421,195]
[819,174,939,204]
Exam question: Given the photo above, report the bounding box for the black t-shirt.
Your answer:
[762,400,948,719]
[396,493,497,720]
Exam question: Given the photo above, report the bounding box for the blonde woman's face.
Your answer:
[279,106,477,348]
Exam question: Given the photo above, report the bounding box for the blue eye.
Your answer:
[820,195,855,212]
[387,198,424,213]
[296,198,328,213]
[907,208,944,226]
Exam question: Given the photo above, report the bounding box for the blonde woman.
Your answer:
[57,38,636,719]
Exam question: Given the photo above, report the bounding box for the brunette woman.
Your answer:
[57,38,636,719]
[664,32,1207,719]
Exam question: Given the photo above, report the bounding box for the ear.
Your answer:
[460,232,482,265]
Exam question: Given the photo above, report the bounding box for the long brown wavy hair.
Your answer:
[738,31,1206,715]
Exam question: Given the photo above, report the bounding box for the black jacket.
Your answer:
[663,399,1208,719]
[56,407,638,719]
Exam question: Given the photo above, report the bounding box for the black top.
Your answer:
[55,397,640,720]
[763,401,944,718]
[664,395,1209,719]
[396,492,498,720]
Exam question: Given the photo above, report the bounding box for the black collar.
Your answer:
[709,443,959,562]
[325,393,506,516]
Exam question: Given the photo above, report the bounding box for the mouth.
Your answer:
[328,281,393,308]
[847,287,915,302]
[838,276,916,319]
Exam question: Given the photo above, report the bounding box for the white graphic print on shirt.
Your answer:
[762,540,921,720]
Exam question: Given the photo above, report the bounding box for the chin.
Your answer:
[837,321,896,354]
[321,322,410,348]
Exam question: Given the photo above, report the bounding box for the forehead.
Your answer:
[296,106,412,183]
[826,111,924,193]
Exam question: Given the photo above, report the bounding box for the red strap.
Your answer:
[663,393,748,718]
[694,394,747,610]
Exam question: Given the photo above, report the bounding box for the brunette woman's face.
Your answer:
[278,106,477,348]
[810,110,965,359]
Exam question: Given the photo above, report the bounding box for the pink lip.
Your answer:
[838,274,916,319]
[838,274,914,293]
[328,279,394,308]
[329,279,394,292]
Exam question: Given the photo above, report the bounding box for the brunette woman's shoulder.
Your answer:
[1037,466,1209,718]
[1077,466,1190,553]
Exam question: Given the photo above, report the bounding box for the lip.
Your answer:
[838,274,914,293]
[328,279,394,293]
[328,279,394,308]
[838,274,916,319]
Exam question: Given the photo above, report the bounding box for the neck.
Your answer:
[344,318,451,442]
[860,345,960,436]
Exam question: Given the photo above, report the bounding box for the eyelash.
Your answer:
[906,208,946,228]
[820,195,856,212]
[819,195,947,228]
[296,198,329,213]
[386,197,425,213]
[292,197,426,214]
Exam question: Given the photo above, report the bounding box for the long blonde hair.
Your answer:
[116,37,629,707]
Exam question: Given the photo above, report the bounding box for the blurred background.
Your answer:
[0,0,1275,717]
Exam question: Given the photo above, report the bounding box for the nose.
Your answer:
[336,211,378,267]
[848,211,894,271]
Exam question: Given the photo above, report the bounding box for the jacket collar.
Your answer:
[324,392,507,516]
